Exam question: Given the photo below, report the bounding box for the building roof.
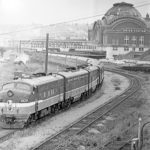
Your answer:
[102,2,142,25]
[105,2,141,18]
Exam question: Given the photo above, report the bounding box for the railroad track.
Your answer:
[30,68,142,150]
[103,138,132,150]
[0,129,15,144]
[102,121,138,150]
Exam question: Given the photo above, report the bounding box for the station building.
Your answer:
[88,2,150,59]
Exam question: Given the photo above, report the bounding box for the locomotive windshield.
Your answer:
[2,82,31,92]
[2,83,14,89]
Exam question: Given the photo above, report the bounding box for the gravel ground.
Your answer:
[0,71,129,150]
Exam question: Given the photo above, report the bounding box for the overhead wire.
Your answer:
[0,13,105,36]
[135,2,150,8]
[0,1,150,37]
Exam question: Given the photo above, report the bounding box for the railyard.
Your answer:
[0,52,149,150]
[0,1,150,150]
[0,54,129,149]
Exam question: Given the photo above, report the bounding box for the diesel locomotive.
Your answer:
[0,63,104,128]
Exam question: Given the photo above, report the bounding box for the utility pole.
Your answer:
[130,118,142,150]
[131,138,138,150]
[45,33,49,75]
[138,117,142,149]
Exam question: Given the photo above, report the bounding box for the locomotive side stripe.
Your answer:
[0,77,99,115]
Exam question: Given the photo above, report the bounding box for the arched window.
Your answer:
[139,36,144,45]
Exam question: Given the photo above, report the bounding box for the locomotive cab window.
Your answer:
[16,83,31,92]
[32,86,37,94]
[2,83,14,90]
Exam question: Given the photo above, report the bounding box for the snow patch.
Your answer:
[105,116,114,121]
[88,128,100,134]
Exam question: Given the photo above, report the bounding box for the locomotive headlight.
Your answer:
[7,100,13,111]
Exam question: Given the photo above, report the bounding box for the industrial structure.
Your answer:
[8,38,99,52]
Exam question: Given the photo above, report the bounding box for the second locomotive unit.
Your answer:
[0,63,104,128]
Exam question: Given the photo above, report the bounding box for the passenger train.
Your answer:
[0,63,104,129]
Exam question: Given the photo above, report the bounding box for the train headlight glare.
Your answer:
[7,100,13,111]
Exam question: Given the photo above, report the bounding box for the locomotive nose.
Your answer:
[0,89,29,103]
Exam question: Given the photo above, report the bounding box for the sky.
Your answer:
[0,0,150,25]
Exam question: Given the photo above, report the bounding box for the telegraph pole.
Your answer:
[45,33,49,75]
[138,117,142,149]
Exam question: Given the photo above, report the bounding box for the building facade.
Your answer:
[88,2,150,59]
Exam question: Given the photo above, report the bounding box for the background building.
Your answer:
[88,2,150,59]
[10,38,99,52]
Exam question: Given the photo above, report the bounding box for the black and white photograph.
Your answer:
[0,0,150,149]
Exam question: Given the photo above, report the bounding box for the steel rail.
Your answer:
[103,122,139,150]
[0,130,15,144]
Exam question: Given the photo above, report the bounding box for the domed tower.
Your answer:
[89,2,150,59]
